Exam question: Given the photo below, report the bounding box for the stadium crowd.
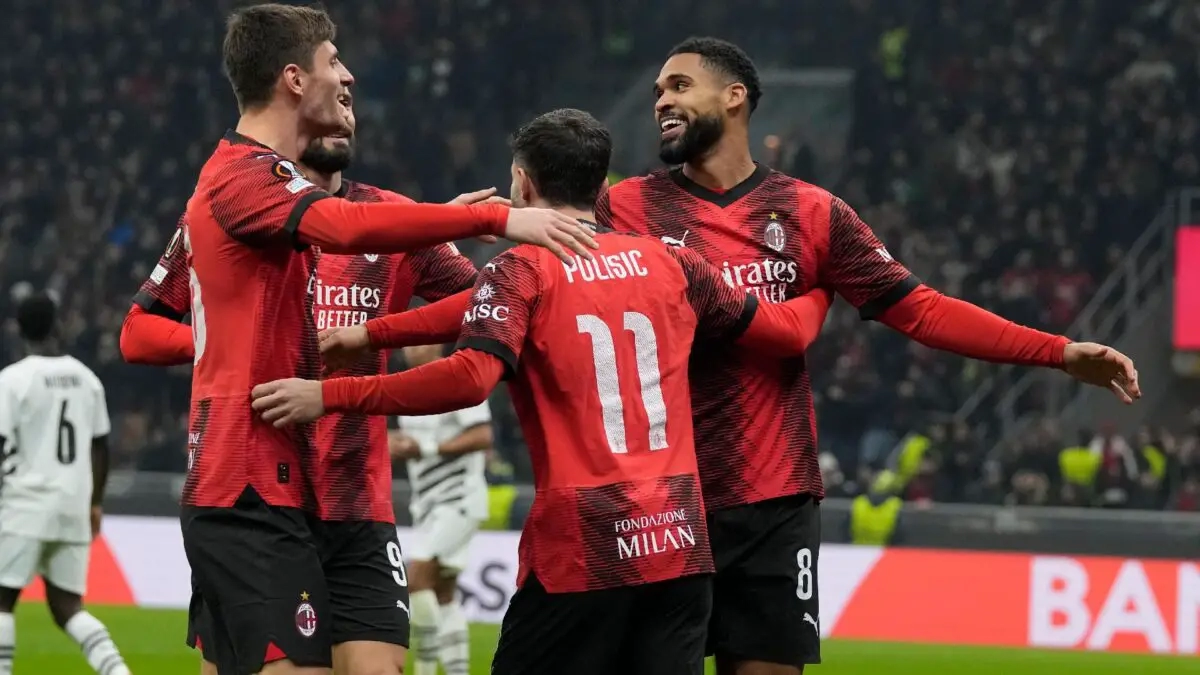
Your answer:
[2,0,1197,508]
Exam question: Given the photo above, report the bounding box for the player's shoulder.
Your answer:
[488,244,544,268]
[607,168,673,198]
[597,229,670,254]
[0,358,28,388]
[62,357,104,389]
[762,169,831,200]
[198,130,311,192]
[341,180,414,205]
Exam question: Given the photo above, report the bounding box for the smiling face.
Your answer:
[654,53,736,165]
[299,124,355,175]
[290,40,355,139]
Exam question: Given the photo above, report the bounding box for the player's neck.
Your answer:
[306,170,339,194]
[235,105,313,162]
[531,202,595,225]
[24,341,59,358]
[683,129,756,192]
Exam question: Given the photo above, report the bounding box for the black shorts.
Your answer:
[706,493,822,667]
[491,573,711,675]
[181,489,331,675]
[185,576,215,663]
[314,519,411,647]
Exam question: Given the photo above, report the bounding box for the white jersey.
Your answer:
[0,355,109,543]
[401,400,491,522]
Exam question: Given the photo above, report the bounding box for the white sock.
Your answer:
[438,596,470,675]
[410,589,441,675]
[63,611,131,675]
[0,612,13,675]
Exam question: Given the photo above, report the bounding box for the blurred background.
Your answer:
[6,0,1200,671]
[6,0,1198,515]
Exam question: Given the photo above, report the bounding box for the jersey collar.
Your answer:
[668,161,770,208]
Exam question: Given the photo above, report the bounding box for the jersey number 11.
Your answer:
[576,312,668,455]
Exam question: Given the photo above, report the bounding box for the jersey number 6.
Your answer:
[576,312,667,455]
[57,400,76,465]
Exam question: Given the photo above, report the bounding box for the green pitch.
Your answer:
[9,604,1194,674]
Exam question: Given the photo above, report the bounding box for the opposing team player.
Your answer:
[392,344,492,675]
[249,108,834,675]
[179,5,595,674]
[0,293,131,675]
[122,120,504,674]
[596,37,1141,674]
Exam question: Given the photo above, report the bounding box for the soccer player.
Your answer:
[0,293,131,675]
[594,37,1141,675]
[392,344,492,675]
[248,108,834,675]
[178,5,595,674]
[122,125,498,675]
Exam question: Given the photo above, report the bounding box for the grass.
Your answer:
[9,603,1195,674]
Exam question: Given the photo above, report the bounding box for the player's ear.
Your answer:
[281,63,306,97]
[725,82,748,114]
[516,167,536,205]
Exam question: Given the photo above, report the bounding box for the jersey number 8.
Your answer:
[576,312,668,455]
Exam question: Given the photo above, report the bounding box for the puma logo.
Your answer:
[661,231,689,248]
[803,612,819,633]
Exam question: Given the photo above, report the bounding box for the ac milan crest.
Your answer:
[295,592,318,637]
[764,213,786,253]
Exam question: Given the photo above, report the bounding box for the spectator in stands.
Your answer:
[2,0,1193,510]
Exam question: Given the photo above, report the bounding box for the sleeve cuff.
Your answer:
[132,290,187,322]
[285,191,334,251]
[456,337,518,379]
[727,293,760,341]
[859,274,921,321]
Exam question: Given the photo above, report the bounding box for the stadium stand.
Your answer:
[2,0,1196,509]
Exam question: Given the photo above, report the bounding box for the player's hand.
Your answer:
[503,208,598,263]
[90,505,102,539]
[449,188,510,244]
[448,187,512,208]
[1062,342,1141,404]
[318,325,372,376]
[388,432,421,461]
[251,378,327,427]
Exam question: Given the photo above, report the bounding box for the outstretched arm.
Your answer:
[323,349,504,416]
[878,285,1066,366]
[820,195,1138,400]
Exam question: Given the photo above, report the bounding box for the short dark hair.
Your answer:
[668,37,762,114]
[223,3,336,110]
[16,292,56,343]
[510,109,612,209]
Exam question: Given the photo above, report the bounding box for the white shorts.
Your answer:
[0,533,90,595]
[408,506,480,572]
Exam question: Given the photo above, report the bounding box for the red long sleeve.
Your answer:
[878,285,1068,367]
[737,288,833,356]
[366,289,472,349]
[322,348,504,416]
[297,199,507,254]
[119,305,194,366]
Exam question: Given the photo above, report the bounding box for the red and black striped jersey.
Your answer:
[597,164,917,510]
[457,230,755,592]
[311,181,476,522]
